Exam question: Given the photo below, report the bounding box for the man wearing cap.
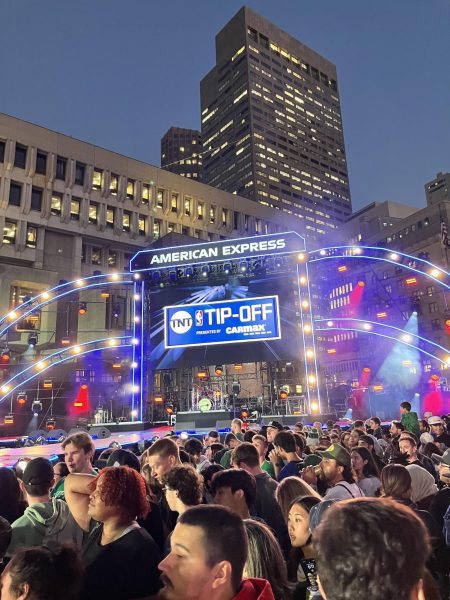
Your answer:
[302,444,365,500]
[265,421,283,444]
[428,416,450,449]
[7,457,83,556]
[430,448,450,529]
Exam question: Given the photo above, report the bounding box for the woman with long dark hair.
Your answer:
[351,446,381,496]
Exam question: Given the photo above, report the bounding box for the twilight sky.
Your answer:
[1,0,449,210]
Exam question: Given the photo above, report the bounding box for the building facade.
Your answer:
[160,127,202,180]
[200,6,352,239]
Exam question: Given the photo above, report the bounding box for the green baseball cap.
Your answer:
[316,443,351,468]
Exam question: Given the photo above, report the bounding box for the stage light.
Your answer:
[430,269,441,278]
[112,362,122,369]
[306,349,314,359]
[133,273,141,280]
[430,374,439,382]
[131,361,138,368]
[1,348,11,364]
[327,349,337,354]
[108,339,117,346]
[28,333,38,346]
[185,267,194,278]
[303,324,312,333]
[42,292,50,300]
[405,277,417,286]
[389,253,399,261]
[372,384,384,392]
[197,368,208,379]
[402,334,413,343]
[7,311,18,320]
[240,408,249,420]
[133,316,140,323]
[165,404,174,415]
[81,384,88,390]
[352,247,363,255]
[234,363,243,370]
[362,323,372,330]
[36,361,46,370]
[131,385,139,393]
[110,273,120,281]
[445,319,450,334]
[3,414,14,425]
[31,401,42,416]
[326,321,334,327]
[130,409,138,418]
[46,418,56,431]
[154,395,164,403]
[362,367,371,373]
[1,384,11,393]
[43,379,53,389]
[445,356,450,365]
[402,360,412,367]
[75,279,85,287]
[301,300,309,309]
[337,265,348,272]
[17,392,27,405]
[308,375,316,385]
[319,249,327,256]
[376,311,387,319]
[73,346,82,354]
[299,276,307,285]
[310,401,319,412]
[279,389,288,401]
[61,337,71,346]
[100,290,110,298]
[152,271,161,282]
[131,338,139,345]
[239,260,247,273]
[297,253,307,262]
[214,365,224,376]
[357,281,365,287]
[169,270,177,281]
[78,302,87,315]
[134,294,140,301]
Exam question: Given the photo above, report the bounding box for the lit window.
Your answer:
[110,173,118,195]
[108,250,117,267]
[209,206,215,224]
[168,223,175,233]
[138,216,146,236]
[51,194,62,216]
[222,208,228,225]
[106,207,115,228]
[198,203,204,220]
[3,221,17,244]
[126,180,134,199]
[92,169,103,190]
[156,189,164,208]
[142,184,150,205]
[184,197,191,216]
[171,193,178,213]
[92,247,102,265]
[70,199,80,220]
[26,225,37,248]
[153,220,161,240]
[89,202,98,224]
[122,211,131,232]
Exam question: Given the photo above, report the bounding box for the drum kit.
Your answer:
[192,384,225,412]
[93,407,110,424]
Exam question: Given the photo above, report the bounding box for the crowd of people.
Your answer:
[0,401,449,599]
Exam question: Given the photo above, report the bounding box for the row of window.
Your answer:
[3,221,37,248]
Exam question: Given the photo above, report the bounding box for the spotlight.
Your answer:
[133,273,141,280]
[165,404,174,415]
[430,269,441,278]
[357,281,365,287]
[100,290,110,299]
[201,265,209,277]
[234,363,243,370]
[310,401,319,412]
[185,267,194,278]
[306,349,314,359]
[301,300,309,309]
[75,279,85,287]
[3,414,14,425]
[1,348,11,364]
[197,368,208,379]
[31,401,42,416]
[45,418,56,431]
[17,392,27,405]
[154,394,164,403]
[362,323,372,330]
[239,260,247,273]
[326,321,334,327]
[223,263,232,274]
[401,334,413,343]
[78,302,87,315]
[278,389,288,401]
[389,253,399,261]
[297,253,307,262]
[113,304,121,318]
[319,249,327,256]
[299,276,307,285]
[169,270,177,281]
[214,365,224,377]
[28,333,38,346]
[152,271,161,282]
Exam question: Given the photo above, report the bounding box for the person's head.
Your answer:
[273,430,296,457]
[419,419,429,433]
[357,434,375,452]
[252,434,269,460]
[0,467,21,519]
[275,476,321,522]
[201,464,224,493]
[390,420,405,436]
[292,433,305,456]
[61,432,95,474]
[158,505,247,600]
[206,442,224,462]
[106,448,141,471]
[266,421,283,443]
[52,461,69,484]
[0,517,12,561]
[294,422,304,434]
[399,436,418,460]
[351,447,380,478]
[353,420,365,432]
[231,418,243,435]
[210,468,256,514]
[306,427,320,449]
[147,438,180,483]
[88,466,149,523]
[406,464,438,504]
[1,546,83,600]
[428,416,445,436]
[369,417,381,430]
[313,421,323,432]
[341,431,352,450]
[243,519,291,600]
[317,444,354,486]
[224,433,240,449]
[231,443,260,472]
[318,435,331,449]
[204,431,220,446]
[288,495,321,549]
[349,429,363,448]
[314,498,430,600]
[330,430,341,444]
[422,441,441,459]
[162,465,204,513]
[243,429,255,443]
[381,464,412,500]
[400,401,411,414]
[21,457,54,498]
[184,438,204,464]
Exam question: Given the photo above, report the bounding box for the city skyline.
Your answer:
[1,0,449,211]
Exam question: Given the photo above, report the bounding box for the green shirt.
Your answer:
[261,460,276,479]
[51,468,97,501]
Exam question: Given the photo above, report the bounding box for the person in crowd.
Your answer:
[65,465,162,600]
[419,419,430,434]
[204,430,220,446]
[368,416,382,439]
[275,476,321,523]
[288,495,321,600]
[0,545,83,600]
[312,421,323,435]
[430,448,450,529]
[340,431,352,451]
[231,443,290,557]
[348,428,364,449]
[329,430,341,445]
[244,519,292,600]
[380,464,449,590]
[398,434,436,478]
[252,434,276,478]
[358,434,385,471]
[0,517,11,573]
[158,504,276,600]
[162,465,204,516]
[52,431,96,501]
[314,497,431,600]
[52,461,69,485]
[421,440,441,459]
[244,430,256,443]
[350,446,381,496]
[406,464,439,510]
[292,433,306,458]
[225,432,241,449]
[205,442,225,463]
[400,401,421,437]
[384,419,405,462]
[147,437,182,484]
[6,457,83,556]
[294,422,304,435]
[201,464,224,502]
[269,431,303,481]
[305,428,319,451]
[184,438,211,473]
[12,457,32,482]
[231,418,245,442]
[210,469,256,519]
[302,443,364,500]
[428,416,450,448]
[265,420,283,444]
[317,435,331,450]
[0,468,25,525]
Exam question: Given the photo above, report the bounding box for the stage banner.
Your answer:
[164,296,281,348]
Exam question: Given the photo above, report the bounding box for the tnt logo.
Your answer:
[170,310,193,334]
[195,310,203,326]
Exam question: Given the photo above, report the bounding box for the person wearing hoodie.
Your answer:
[6,457,83,556]
[400,401,421,438]
[158,504,275,600]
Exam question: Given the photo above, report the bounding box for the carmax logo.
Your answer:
[170,310,193,334]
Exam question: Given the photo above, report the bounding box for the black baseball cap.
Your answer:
[106,449,140,472]
[23,457,54,486]
[267,420,283,431]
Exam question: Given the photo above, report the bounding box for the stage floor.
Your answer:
[0,426,173,468]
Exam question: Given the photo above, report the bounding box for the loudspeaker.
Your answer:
[68,427,89,435]
[45,429,67,443]
[216,420,232,430]
[26,430,47,445]
[176,421,196,431]
[89,426,111,439]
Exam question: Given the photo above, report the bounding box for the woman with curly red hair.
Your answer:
[65,465,162,600]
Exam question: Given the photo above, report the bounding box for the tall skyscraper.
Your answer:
[201,6,352,238]
[161,127,202,180]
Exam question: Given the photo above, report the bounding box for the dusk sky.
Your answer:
[1,0,449,210]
